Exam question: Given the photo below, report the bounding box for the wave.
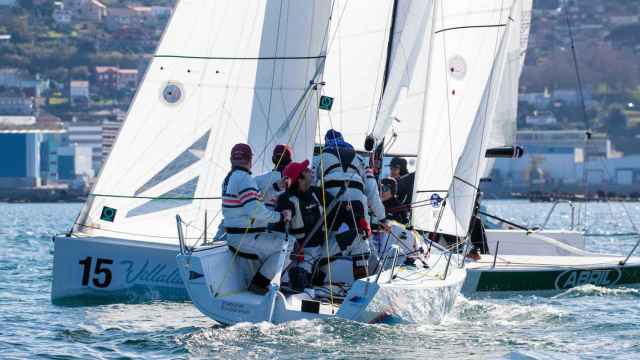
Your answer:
[552,284,640,299]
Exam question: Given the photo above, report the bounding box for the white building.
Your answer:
[65,122,103,172]
[70,80,90,99]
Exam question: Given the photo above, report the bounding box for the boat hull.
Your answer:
[51,236,187,304]
[463,258,640,297]
[177,243,466,325]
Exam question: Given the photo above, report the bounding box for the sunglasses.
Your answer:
[381,185,393,192]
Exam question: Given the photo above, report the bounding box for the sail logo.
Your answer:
[554,268,622,290]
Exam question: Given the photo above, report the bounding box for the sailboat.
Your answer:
[461,1,640,297]
[178,0,525,325]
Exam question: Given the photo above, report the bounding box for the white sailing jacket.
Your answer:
[254,169,285,209]
[317,147,386,222]
[221,167,282,231]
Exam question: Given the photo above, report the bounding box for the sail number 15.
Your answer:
[78,256,113,288]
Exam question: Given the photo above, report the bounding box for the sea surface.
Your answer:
[1,200,640,359]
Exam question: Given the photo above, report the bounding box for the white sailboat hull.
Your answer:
[177,243,465,325]
[51,236,186,304]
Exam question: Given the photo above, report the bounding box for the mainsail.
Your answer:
[411,0,516,236]
[74,0,333,242]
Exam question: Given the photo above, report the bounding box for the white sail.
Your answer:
[483,0,532,176]
[318,0,394,149]
[411,0,515,234]
[370,0,434,156]
[74,0,333,242]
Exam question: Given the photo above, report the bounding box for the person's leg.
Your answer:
[246,232,288,293]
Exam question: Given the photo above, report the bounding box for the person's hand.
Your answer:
[277,177,288,191]
[380,219,391,232]
[281,209,292,223]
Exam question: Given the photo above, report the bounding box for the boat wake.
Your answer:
[552,284,640,299]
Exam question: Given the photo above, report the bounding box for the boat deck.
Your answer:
[466,254,640,270]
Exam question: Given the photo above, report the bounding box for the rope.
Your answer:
[316,97,336,311]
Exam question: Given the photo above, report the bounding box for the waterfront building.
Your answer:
[70,80,90,102]
[94,67,139,91]
[57,144,94,180]
[101,120,122,161]
[0,116,65,189]
[487,130,639,194]
[64,121,103,172]
[0,68,48,97]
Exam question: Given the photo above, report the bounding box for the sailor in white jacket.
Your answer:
[318,130,388,231]
[222,143,292,294]
[316,130,389,276]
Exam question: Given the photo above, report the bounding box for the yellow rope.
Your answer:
[213,89,316,297]
[316,92,335,312]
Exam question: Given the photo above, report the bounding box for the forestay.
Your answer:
[74,0,333,242]
[483,0,532,176]
[412,0,515,236]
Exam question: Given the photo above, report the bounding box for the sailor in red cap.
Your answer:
[222,143,292,295]
[271,160,335,291]
[255,144,292,210]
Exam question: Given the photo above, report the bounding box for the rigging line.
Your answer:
[88,193,221,200]
[154,55,326,60]
[434,24,507,35]
[563,5,593,224]
[75,222,201,240]
[316,104,335,311]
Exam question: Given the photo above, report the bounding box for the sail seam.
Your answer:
[453,176,479,191]
[154,55,326,60]
[434,24,506,34]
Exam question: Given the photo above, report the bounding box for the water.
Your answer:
[1,200,640,359]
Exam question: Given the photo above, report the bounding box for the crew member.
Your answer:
[467,192,489,260]
[318,130,388,279]
[380,177,409,224]
[255,144,292,209]
[389,157,415,206]
[274,160,333,291]
[389,157,408,180]
[222,143,292,295]
[318,129,387,231]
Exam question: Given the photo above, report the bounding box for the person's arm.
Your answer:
[240,175,282,224]
[364,170,386,222]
